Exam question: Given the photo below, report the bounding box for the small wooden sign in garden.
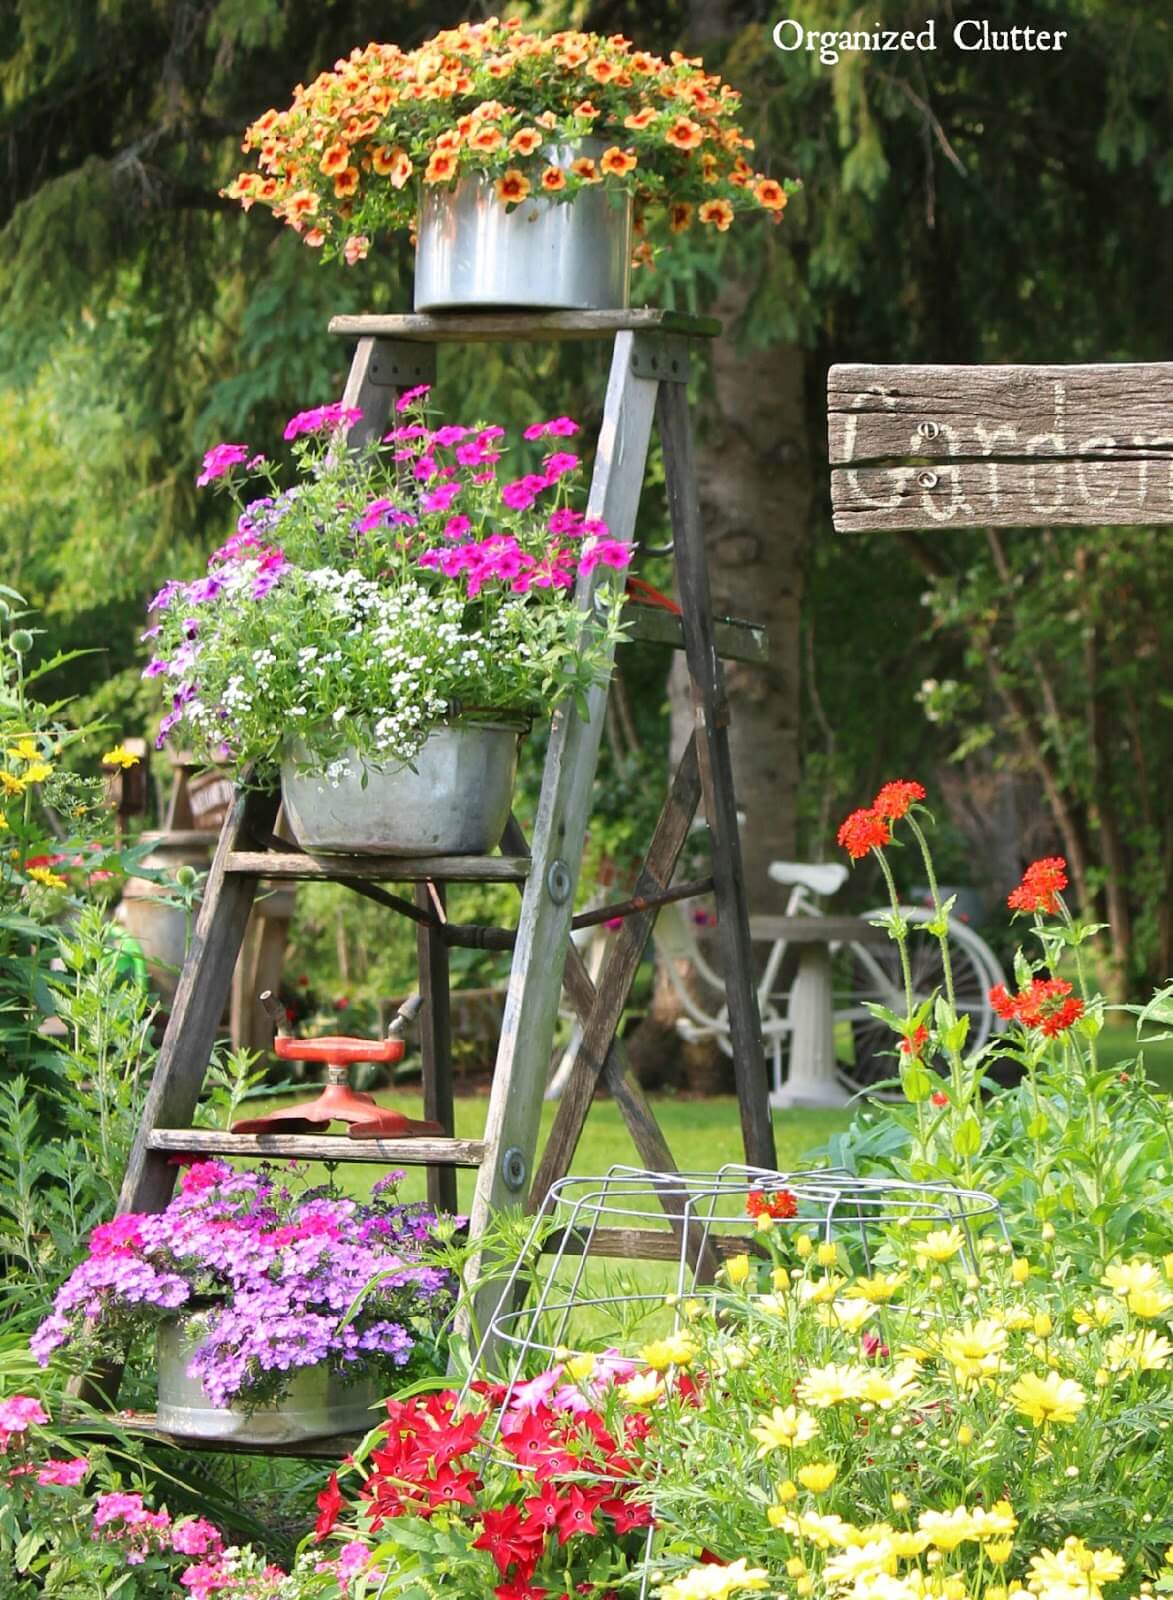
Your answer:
[828,363,1173,530]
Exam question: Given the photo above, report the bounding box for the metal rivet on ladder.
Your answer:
[501,1146,528,1191]
[917,420,941,440]
[546,859,572,904]
[917,470,939,489]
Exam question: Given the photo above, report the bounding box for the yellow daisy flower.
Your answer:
[101,744,142,769]
[27,866,67,889]
[23,761,53,783]
[6,737,40,761]
[750,1404,817,1456]
[796,1461,838,1493]
[914,1226,966,1264]
[0,771,27,796]
[1008,1369,1086,1426]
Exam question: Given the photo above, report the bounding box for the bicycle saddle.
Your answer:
[768,859,848,896]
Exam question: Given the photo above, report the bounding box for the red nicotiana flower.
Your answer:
[988,976,1084,1036]
[1007,856,1068,915]
[872,780,926,820]
[314,1472,344,1540]
[836,807,892,861]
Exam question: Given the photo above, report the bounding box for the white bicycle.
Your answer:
[657,859,1007,1101]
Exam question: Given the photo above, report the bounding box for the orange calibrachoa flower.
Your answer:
[495,169,531,204]
[226,20,798,264]
[698,198,734,231]
[424,151,458,184]
[754,178,788,212]
[600,146,638,177]
[665,116,704,150]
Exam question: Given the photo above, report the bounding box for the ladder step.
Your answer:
[545,1226,766,1262]
[147,1129,487,1166]
[97,1413,365,1459]
[624,604,768,666]
[225,850,530,883]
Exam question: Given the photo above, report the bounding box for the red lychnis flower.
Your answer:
[1007,856,1068,916]
[837,807,892,861]
[873,780,926,820]
[989,977,1084,1037]
[899,1024,929,1060]
[745,1188,798,1220]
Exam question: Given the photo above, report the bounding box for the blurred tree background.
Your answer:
[2,0,1171,1024]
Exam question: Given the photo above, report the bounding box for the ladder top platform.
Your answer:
[328,308,722,344]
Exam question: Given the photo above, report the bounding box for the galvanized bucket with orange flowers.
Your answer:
[225,19,796,311]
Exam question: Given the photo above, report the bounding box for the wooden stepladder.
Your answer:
[107,309,775,1427]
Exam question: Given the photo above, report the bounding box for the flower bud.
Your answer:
[9,629,33,653]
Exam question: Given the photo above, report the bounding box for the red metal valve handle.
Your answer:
[273,1035,405,1067]
[231,1029,441,1141]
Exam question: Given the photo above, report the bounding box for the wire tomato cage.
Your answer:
[471,1164,1009,1408]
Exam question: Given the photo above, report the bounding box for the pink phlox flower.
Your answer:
[542,451,579,482]
[414,453,439,482]
[246,454,267,470]
[523,416,579,440]
[472,469,497,484]
[395,383,432,413]
[283,404,363,441]
[357,498,398,532]
[416,549,444,571]
[170,1517,224,1557]
[0,1396,49,1444]
[444,514,472,541]
[431,425,469,447]
[548,508,583,537]
[196,444,249,487]
[89,1215,146,1256]
[530,546,578,589]
[336,1542,372,1581]
[93,1490,161,1529]
[501,474,548,512]
[580,518,610,539]
[422,482,461,513]
[180,1161,234,1197]
[579,538,632,575]
[383,424,430,444]
[180,1560,235,1597]
[35,1456,89,1487]
[505,1366,563,1418]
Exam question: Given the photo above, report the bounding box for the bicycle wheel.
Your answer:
[837,909,1002,1097]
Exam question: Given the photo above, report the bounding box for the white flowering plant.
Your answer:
[146,392,631,780]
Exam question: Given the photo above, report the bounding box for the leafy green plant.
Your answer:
[827,781,1173,1268]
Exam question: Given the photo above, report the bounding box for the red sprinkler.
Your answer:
[231,993,443,1140]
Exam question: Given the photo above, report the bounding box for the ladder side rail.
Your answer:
[529,731,702,1202]
[656,380,777,1172]
[118,786,279,1216]
[469,330,659,1241]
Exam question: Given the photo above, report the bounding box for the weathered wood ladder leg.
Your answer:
[469,332,775,1336]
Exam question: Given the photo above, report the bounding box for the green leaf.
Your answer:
[952,1115,982,1157]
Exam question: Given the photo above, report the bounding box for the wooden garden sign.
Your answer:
[828,363,1173,531]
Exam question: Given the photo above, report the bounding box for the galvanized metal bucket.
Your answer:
[414,140,632,312]
[281,717,526,856]
[156,1315,381,1444]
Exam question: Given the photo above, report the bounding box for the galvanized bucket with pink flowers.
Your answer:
[144,391,632,855]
